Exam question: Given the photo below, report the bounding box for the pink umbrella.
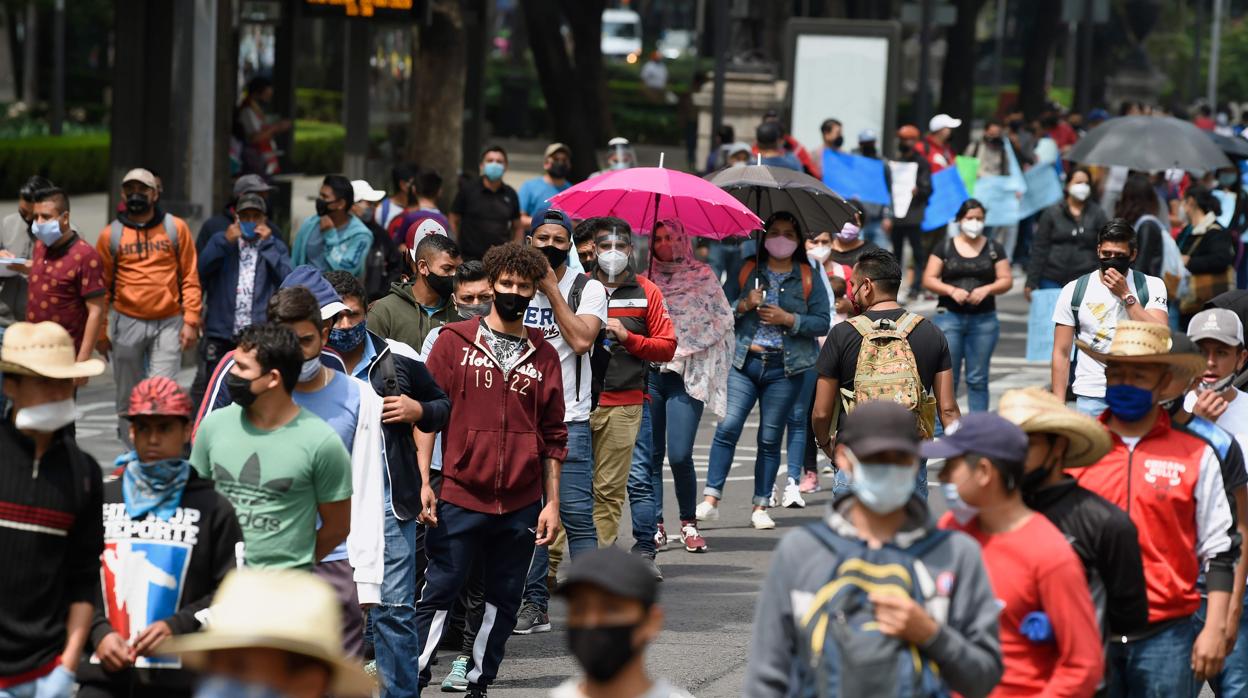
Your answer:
[549,167,763,239]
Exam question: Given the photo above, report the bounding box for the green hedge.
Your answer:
[0,120,345,194]
[0,132,110,194]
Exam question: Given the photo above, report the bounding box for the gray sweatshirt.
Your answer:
[743,496,1003,698]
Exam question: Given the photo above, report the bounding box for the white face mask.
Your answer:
[297,356,321,383]
[597,249,629,278]
[941,482,979,525]
[1068,182,1091,202]
[808,245,832,264]
[960,219,984,238]
[15,398,78,433]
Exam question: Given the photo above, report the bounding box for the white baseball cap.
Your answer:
[350,179,386,204]
[929,114,962,132]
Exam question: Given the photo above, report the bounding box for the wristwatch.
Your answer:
[1123,294,1138,307]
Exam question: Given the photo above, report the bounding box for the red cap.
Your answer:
[127,376,193,419]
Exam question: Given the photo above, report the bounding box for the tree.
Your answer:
[1018,3,1060,118]
[407,0,466,202]
[939,0,988,151]
[521,0,609,181]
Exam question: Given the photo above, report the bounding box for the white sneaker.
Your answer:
[768,485,778,508]
[782,478,806,509]
[751,509,776,530]
[695,501,720,522]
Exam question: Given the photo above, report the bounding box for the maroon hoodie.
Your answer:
[425,318,568,514]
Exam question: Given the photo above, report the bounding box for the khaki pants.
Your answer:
[589,403,643,547]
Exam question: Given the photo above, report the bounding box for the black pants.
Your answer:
[891,223,926,294]
[422,472,487,659]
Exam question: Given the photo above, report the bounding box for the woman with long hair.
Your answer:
[697,212,830,530]
[1113,171,1167,278]
[634,219,735,553]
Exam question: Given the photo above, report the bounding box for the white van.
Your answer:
[601,8,642,62]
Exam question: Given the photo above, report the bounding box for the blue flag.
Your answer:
[922,167,970,232]
[822,151,891,206]
[1019,165,1063,220]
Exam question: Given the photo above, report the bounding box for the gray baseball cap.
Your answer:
[1188,308,1245,347]
[233,174,275,196]
[235,193,268,214]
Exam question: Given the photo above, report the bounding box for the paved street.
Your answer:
[65,265,1047,696]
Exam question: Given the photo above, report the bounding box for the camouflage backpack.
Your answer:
[840,312,937,439]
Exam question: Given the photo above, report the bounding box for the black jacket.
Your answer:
[358,331,450,520]
[1027,200,1110,289]
[1179,222,1236,275]
[1024,477,1150,638]
[0,421,103,680]
[79,472,242,695]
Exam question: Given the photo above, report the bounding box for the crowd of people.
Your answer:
[3,98,1248,698]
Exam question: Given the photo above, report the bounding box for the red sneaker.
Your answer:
[654,522,668,551]
[680,520,708,553]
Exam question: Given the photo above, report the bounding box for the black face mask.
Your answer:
[831,136,844,148]
[537,243,569,270]
[125,193,151,215]
[492,291,532,322]
[567,624,640,683]
[1009,119,1025,131]
[859,145,877,158]
[314,199,332,218]
[898,142,914,155]
[425,271,455,299]
[1099,255,1131,277]
[225,372,259,408]
[1020,464,1055,497]
[987,136,1004,146]
[548,162,571,179]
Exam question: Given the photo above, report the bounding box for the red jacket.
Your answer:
[915,135,956,172]
[425,319,568,515]
[1066,411,1236,624]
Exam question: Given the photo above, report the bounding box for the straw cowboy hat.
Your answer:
[0,321,104,379]
[158,568,375,696]
[998,387,1112,468]
[1076,320,1205,388]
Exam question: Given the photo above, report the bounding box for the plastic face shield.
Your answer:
[607,143,636,170]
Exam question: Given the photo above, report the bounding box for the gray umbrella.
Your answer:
[1067,115,1232,174]
[1208,131,1248,160]
[705,164,859,234]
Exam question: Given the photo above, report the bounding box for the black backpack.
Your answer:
[567,273,609,410]
[364,222,403,303]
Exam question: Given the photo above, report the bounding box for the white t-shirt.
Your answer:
[1184,388,1248,441]
[1053,271,1168,398]
[524,271,608,422]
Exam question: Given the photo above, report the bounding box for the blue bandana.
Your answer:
[121,452,192,521]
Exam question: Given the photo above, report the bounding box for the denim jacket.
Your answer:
[731,261,830,376]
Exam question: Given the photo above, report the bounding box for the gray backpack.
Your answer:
[108,214,181,300]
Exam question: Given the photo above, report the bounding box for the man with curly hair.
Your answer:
[413,242,567,696]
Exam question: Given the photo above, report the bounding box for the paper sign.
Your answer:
[1214,189,1237,229]
[1027,288,1063,362]
[822,151,891,206]
[921,167,970,232]
[1019,165,1064,220]
[956,156,980,197]
[888,161,918,220]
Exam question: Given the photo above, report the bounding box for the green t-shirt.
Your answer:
[190,404,352,570]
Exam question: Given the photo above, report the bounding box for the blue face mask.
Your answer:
[483,161,505,182]
[193,676,287,698]
[328,321,367,352]
[1104,383,1155,422]
[240,221,259,241]
[846,449,918,514]
[31,219,62,246]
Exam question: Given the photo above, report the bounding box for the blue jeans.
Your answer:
[1075,395,1108,418]
[932,310,999,413]
[638,371,704,523]
[628,401,657,555]
[1106,615,1197,698]
[372,494,422,698]
[0,666,74,698]
[862,219,888,250]
[705,352,804,506]
[785,370,818,481]
[1195,595,1248,696]
[523,420,594,611]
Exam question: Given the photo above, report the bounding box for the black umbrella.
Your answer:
[705,164,858,235]
[1067,115,1233,174]
[1208,131,1248,160]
